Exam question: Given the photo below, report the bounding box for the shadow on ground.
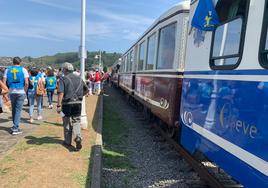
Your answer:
[0,118,10,124]
[25,135,62,145]
[0,126,11,133]
[25,135,78,152]
[43,121,62,126]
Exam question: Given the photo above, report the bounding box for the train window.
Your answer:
[130,50,134,72]
[127,53,130,72]
[146,33,156,70]
[259,0,268,68]
[157,23,176,69]
[124,56,128,72]
[216,0,247,22]
[210,0,249,69]
[120,57,124,72]
[138,41,145,71]
[212,18,242,66]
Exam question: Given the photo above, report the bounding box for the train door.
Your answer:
[180,0,268,187]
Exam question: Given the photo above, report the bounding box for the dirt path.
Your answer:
[0,96,100,188]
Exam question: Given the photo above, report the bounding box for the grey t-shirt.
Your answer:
[58,72,87,103]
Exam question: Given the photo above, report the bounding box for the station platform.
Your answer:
[0,95,101,188]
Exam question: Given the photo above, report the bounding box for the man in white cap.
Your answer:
[56,62,88,151]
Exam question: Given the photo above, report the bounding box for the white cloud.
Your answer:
[90,6,154,26]
[27,0,78,11]
[0,21,79,41]
[122,30,142,40]
[23,0,153,42]
[0,19,116,42]
[88,5,154,42]
[1,0,157,51]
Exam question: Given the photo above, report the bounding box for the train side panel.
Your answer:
[180,0,268,187]
[135,73,182,126]
[119,73,134,94]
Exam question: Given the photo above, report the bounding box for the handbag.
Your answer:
[36,80,45,96]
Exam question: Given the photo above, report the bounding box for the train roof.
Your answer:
[122,0,190,56]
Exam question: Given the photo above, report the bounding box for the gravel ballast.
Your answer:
[102,86,206,188]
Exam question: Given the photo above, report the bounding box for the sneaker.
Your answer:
[12,129,23,135]
[10,127,16,132]
[30,118,34,123]
[62,141,72,147]
[75,137,82,151]
[37,116,43,120]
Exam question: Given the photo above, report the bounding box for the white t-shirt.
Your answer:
[4,66,29,94]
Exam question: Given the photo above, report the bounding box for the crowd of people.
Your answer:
[85,68,110,95]
[0,57,110,151]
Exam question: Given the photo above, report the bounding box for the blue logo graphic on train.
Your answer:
[191,0,219,31]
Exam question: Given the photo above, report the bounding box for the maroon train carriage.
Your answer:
[119,49,136,95]
[118,2,190,137]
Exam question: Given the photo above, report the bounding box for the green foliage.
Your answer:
[103,66,108,73]
[22,51,121,70]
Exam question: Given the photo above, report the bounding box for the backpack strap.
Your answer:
[65,75,83,100]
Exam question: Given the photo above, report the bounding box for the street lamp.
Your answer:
[79,0,88,129]
[94,50,102,70]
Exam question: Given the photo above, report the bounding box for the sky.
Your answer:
[0,0,182,57]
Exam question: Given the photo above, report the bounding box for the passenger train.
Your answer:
[111,0,268,187]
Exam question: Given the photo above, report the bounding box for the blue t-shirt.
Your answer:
[46,76,56,91]
[28,75,39,94]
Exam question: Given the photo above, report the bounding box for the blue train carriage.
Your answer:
[180,0,268,187]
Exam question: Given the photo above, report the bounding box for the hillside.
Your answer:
[0,51,122,70]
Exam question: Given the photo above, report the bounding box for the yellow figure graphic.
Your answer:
[32,78,37,85]
[49,79,53,85]
[204,11,213,28]
[11,68,19,80]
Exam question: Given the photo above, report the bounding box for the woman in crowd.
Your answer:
[28,68,43,123]
[45,68,57,109]
[0,80,8,113]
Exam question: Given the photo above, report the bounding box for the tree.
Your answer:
[103,66,108,73]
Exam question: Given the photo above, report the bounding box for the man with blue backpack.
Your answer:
[3,57,29,135]
[45,68,56,109]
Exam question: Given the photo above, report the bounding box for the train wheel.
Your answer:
[158,119,166,130]
[166,126,176,139]
[143,107,150,121]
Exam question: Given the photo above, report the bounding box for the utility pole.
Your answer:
[99,50,102,71]
[80,0,88,129]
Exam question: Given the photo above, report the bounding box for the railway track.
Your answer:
[121,92,244,188]
[106,85,244,188]
[152,124,243,188]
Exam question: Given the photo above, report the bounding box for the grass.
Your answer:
[71,173,90,187]
[102,89,136,187]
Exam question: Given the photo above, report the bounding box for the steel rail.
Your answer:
[153,124,225,188]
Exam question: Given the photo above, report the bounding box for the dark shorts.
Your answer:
[62,103,82,117]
